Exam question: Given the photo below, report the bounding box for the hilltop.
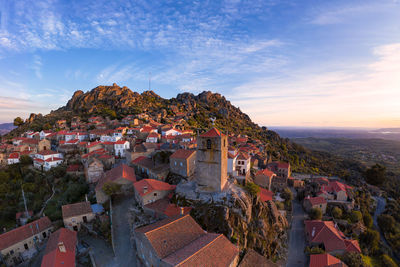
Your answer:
[8,84,365,180]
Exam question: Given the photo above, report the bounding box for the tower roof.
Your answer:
[200,128,224,138]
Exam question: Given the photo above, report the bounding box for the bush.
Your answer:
[309,207,322,220]
[305,246,324,255]
[359,229,380,254]
[363,212,373,228]
[102,182,122,196]
[378,214,396,234]
[244,182,260,197]
[350,210,363,223]
[332,207,342,219]
[341,252,365,267]
[365,164,386,186]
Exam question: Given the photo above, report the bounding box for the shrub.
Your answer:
[332,207,342,219]
[245,182,260,197]
[309,207,322,220]
[381,254,398,267]
[350,210,363,223]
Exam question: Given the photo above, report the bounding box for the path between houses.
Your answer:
[286,189,307,267]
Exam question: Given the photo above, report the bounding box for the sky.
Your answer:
[0,0,399,128]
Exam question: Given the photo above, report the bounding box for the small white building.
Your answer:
[7,152,20,165]
[236,153,251,176]
[146,132,159,143]
[114,140,130,158]
[39,130,53,140]
[227,152,238,176]
[33,150,63,171]
[162,128,181,136]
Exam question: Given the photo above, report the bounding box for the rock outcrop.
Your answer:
[175,181,288,261]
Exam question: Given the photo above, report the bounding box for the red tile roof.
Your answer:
[256,168,276,178]
[147,132,159,138]
[238,249,278,267]
[37,150,59,156]
[200,128,224,138]
[170,149,195,160]
[144,198,191,217]
[258,188,273,202]
[8,152,20,159]
[41,228,77,267]
[309,253,346,267]
[304,196,327,206]
[0,217,52,251]
[95,164,136,190]
[344,239,361,253]
[134,179,176,197]
[62,201,92,219]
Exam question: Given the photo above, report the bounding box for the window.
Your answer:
[154,193,157,196]
[24,244,28,250]
[42,232,47,238]
[10,250,14,255]
[180,162,183,167]
[207,139,211,149]
[174,161,177,166]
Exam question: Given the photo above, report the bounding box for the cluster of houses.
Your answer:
[0,111,325,266]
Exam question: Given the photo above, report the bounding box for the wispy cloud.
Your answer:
[32,55,42,79]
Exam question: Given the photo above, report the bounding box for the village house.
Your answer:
[114,140,130,157]
[39,130,53,140]
[62,201,95,231]
[66,164,84,176]
[131,156,170,181]
[95,164,137,203]
[305,220,361,255]
[33,150,63,171]
[133,179,176,205]
[238,249,279,267]
[40,227,77,267]
[169,149,196,178]
[134,214,239,267]
[7,152,20,165]
[309,253,347,267]
[146,132,159,143]
[0,217,52,266]
[84,157,104,183]
[258,188,274,202]
[161,127,181,136]
[267,161,291,179]
[227,152,238,176]
[143,198,191,219]
[254,168,276,190]
[303,196,327,214]
[317,181,352,202]
[56,119,67,128]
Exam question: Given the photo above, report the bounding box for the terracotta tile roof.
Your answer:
[163,233,239,267]
[62,201,92,219]
[41,228,77,267]
[8,152,20,159]
[0,217,52,251]
[170,149,195,160]
[239,249,278,267]
[134,179,176,197]
[256,168,276,178]
[258,188,273,202]
[144,198,191,217]
[135,214,205,258]
[304,196,327,206]
[228,152,237,159]
[344,239,361,253]
[86,141,102,148]
[237,153,250,160]
[37,150,59,156]
[200,128,224,138]
[309,253,347,267]
[147,132,159,138]
[305,220,359,253]
[131,156,148,164]
[95,164,136,190]
[114,140,128,144]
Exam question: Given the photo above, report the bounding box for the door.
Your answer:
[83,216,88,223]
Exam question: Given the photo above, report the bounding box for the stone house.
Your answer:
[169,149,196,178]
[267,161,291,179]
[84,157,104,184]
[303,196,327,214]
[131,156,170,181]
[62,201,95,231]
[0,217,52,266]
[134,214,239,267]
[254,168,276,191]
[95,164,137,204]
[133,179,176,205]
[41,228,77,267]
[143,198,191,219]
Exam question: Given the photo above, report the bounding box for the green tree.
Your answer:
[309,207,322,220]
[381,254,398,267]
[365,164,386,186]
[102,182,122,196]
[378,214,396,233]
[20,155,33,165]
[245,182,260,197]
[363,212,373,228]
[341,252,365,267]
[360,229,380,254]
[13,117,24,126]
[350,210,363,223]
[332,207,343,219]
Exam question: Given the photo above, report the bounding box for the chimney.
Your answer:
[143,186,148,194]
[311,227,315,237]
[180,207,184,215]
[58,242,66,253]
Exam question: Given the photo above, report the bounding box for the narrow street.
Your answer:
[286,190,307,267]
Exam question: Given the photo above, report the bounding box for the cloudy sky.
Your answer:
[0,0,399,128]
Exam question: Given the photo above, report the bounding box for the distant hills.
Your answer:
[0,123,16,135]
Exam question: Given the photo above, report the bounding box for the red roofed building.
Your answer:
[254,169,276,190]
[309,253,347,267]
[258,188,274,202]
[95,164,137,203]
[41,228,77,267]
[7,152,20,165]
[0,217,53,266]
[169,149,196,178]
[144,198,192,219]
[303,196,327,214]
[134,214,239,267]
[305,220,361,255]
[200,127,224,138]
[146,132,159,143]
[62,201,95,231]
[318,181,351,202]
[134,179,176,205]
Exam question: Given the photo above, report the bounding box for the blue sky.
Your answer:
[0,0,399,128]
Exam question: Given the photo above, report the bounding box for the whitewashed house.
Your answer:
[114,140,130,158]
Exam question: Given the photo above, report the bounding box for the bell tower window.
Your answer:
[207,139,212,149]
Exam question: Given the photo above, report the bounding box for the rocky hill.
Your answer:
[7,84,366,181]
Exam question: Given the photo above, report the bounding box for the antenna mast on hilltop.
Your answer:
[149,72,151,91]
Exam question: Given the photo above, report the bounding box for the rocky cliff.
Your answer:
[174,181,288,261]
